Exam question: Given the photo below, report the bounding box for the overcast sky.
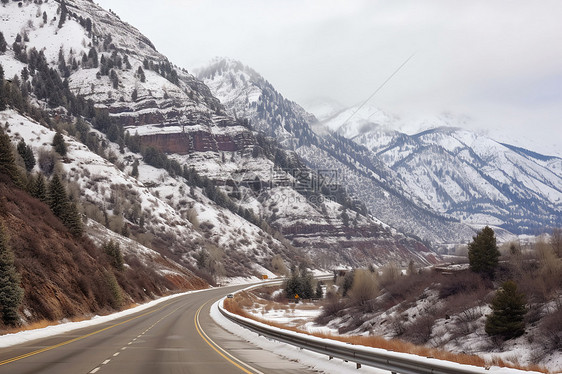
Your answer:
[96,0,562,156]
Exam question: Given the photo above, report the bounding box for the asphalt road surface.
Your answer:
[0,285,314,374]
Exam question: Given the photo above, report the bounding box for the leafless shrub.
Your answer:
[391,316,406,336]
[349,269,379,308]
[403,314,436,344]
[379,262,400,288]
[271,254,288,276]
[315,297,347,325]
[456,306,483,323]
[186,208,199,229]
[539,306,562,353]
[83,201,105,224]
[37,147,56,175]
[438,270,487,299]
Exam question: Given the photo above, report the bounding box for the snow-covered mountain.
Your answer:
[198,58,477,246]
[317,103,562,234]
[0,0,436,276]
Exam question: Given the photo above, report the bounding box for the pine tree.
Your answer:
[0,32,6,54]
[0,129,18,182]
[468,226,500,278]
[137,66,146,83]
[64,201,83,237]
[0,221,24,326]
[52,131,67,156]
[485,280,526,340]
[17,139,35,172]
[58,0,68,28]
[32,173,47,202]
[48,174,68,220]
[131,160,139,178]
[103,240,124,271]
[0,63,5,111]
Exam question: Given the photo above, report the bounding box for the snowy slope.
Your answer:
[199,58,477,246]
[360,126,562,234]
[1,0,437,272]
[313,100,562,235]
[1,108,295,278]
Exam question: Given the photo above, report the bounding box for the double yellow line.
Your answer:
[0,302,171,366]
[194,300,263,374]
[1,294,259,374]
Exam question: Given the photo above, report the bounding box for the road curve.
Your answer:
[0,285,312,374]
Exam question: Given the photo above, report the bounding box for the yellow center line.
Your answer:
[195,300,263,374]
[0,301,175,366]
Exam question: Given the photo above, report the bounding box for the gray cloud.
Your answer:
[97,0,562,155]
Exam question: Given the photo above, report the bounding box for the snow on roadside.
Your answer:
[211,299,544,374]
[0,289,207,348]
[210,300,388,374]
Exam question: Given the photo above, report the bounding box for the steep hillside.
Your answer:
[0,0,435,277]
[0,176,205,327]
[198,58,476,246]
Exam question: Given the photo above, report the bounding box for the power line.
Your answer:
[339,52,416,129]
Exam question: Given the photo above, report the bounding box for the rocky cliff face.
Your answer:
[0,0,437,273]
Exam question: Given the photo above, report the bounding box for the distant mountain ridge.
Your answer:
[199,58,479,246]
[199,58,561,239]
[319,104,562,234]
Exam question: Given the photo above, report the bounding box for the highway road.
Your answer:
[0,285,313,374]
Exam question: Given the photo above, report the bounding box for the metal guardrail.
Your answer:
[219,302,496,374]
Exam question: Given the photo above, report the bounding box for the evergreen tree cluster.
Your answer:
[0,119,82,237]
[27,48,94,115]
[254,133,367,215]
[0,129,19,184]
[17,139,35,172]
[82,47,99,69]
[52,131,67,156]
[284,265,314,300]
[48,173,83,237]
[0,221,24,326]
[58,0,68,29]
[142,58,179,85]
[99,50,125,76]
[103,240,124,271]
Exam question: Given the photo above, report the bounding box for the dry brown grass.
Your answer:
[0,302,140,336]
[224,290,550,373]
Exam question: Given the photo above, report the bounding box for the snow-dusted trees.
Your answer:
[58,0,68,29]
[0,31,7,54]
[136,66,146,83]
[52,131,67,156]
